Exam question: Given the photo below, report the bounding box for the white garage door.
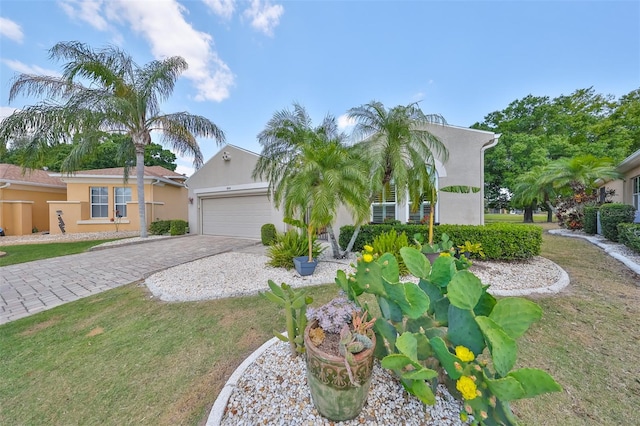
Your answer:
[201,195,272,239]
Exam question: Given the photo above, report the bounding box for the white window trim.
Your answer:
[90,186,108,219]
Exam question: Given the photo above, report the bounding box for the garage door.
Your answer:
[201,195,273,239]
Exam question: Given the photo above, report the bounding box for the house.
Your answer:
[47,166,188,234]
[0,164,66,236]
[186,124,500,240]
[602,149,640,222]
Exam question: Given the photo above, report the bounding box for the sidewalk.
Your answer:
[0,235,260,325]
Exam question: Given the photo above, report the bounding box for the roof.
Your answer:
[617,149,640,174]
[54,166,186,186]
[0,164,65,188]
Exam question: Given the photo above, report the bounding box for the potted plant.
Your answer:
[414,231,455,263]
[304,297,376,421]
[285,217,321,276]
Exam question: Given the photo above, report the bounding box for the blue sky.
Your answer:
[1,0,639,176]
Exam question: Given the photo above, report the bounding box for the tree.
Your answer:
[252,103,370,259]
[543,154,622,194]
[347,101,448,247]
[0,41,224,237]
[511,165,556,223]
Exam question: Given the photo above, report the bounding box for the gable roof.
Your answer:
[53,166,186,186]
[0,164,65,188]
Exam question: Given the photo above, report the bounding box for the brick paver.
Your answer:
[0,235,260,324]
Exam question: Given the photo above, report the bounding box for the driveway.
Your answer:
[0,235,261,325]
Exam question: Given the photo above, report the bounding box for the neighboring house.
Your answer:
[187,124,500,240]
[0,164,66,236]
[602,149,640,222]
[47,166,188,234]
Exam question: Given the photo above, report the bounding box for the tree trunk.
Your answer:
[546,204,553,222]
[135,145,148,238]
[307,224,314,262]
[523,205,534,223]
[327,224,361,259]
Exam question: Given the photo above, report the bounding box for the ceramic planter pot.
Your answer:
[304,321,375,421]
[293,256,318,276]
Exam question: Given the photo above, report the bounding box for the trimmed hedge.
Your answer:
[149,220,172,235]
[170,220,188,236]
[583,206,600,235]
[617,223,640,254]
[339,223,542,260]
[599,203,635,242]
[261,223,277,246]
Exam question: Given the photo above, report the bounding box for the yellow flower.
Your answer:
[456,376,478,400]
[363,245,374,253]
[363,253,374,263]
[439,251,451,257]
[455,345,475,362]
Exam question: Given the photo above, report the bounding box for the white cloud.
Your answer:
[59,0,109,31]
[0,17,24,43]
[174,161,195,177]
[1,59,61,77]
[337,114,356,131]
[0,106,18,121]
[243,0,284,37]
[203,0,236,20]
[56,0,235,103]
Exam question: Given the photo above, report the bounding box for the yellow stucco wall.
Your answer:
[48,179,186,235]
[0,185,66,235]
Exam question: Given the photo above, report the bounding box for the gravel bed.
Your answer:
[0,230,141,246]
[221,340,467,426]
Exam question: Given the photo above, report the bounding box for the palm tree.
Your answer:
[511,165,556,223]
[543,154,622,194]
[252,103,370,259]
[347,101,448,246]
[0,41,225,237]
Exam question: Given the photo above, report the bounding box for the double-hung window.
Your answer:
[409,202,432,223]
[90,187,108,218]
[371,185,396,223]
[114,187,132,218]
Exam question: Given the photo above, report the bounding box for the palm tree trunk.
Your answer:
[135,146,148,238]
[307,224,314,262]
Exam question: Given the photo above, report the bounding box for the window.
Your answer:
[371,185,396,223]
[90,187,108,218]
[633,176,640,210]
[409,202,432,223]
[114,187,132,217]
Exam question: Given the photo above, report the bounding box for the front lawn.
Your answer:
[0,240,118,266]
[1,233,638,425]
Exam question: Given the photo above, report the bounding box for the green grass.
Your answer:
[1,232,638,425]
[0,240,118,266]
[485,213,552,223]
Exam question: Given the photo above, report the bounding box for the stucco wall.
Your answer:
[0,185,66,235]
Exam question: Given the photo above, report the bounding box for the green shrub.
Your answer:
[371,230,413,275]
[267,230,324,269]
[261,223,277,246]
[149,220,172,235]
[599,203,635,242]
[340,223,542,260]
[170,220,188,236]
[617,223,640,253]
[583,206,600,235]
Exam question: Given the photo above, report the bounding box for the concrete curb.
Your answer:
[548,229,640,276]
[206,335,283,426]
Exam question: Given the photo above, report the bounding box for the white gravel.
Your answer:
[220,340,467,426]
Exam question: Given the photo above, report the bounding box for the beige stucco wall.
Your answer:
[186,145,285,234]
[48,178,186,235]
[0,185,66,235]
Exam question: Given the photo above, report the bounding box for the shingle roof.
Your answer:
[68,166,186,179]
[0,164,65,187]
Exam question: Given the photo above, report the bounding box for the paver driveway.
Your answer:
[0,235,260,325]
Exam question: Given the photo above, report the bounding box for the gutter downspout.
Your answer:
[150,178,161,225]
[480,134,501,224]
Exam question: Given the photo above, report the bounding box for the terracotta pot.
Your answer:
[304,320,375,421]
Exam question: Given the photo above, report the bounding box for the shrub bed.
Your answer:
[339,223,542,260]
[149,220,172,235]
[261,223,277,246]
[583,206,600,235]
[617,223,640,254]
[599,203,635,242]
[170,220,188,236]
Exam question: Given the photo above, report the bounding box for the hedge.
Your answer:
[170,220,188,236]
[599,203,635,242]
[617,223,640,254]
[339,223,542,260]
[261,223,277,246]
[583,206,600,235]
[149,220,172,235]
